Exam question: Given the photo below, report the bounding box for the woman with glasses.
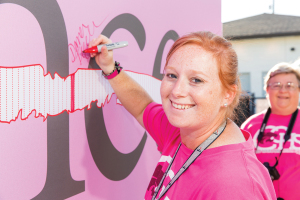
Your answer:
[241,62,300,200]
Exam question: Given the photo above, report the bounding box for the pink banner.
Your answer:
[0,0,221,199]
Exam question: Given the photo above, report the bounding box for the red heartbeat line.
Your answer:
[0,64,161,124]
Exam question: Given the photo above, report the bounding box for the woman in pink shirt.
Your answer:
[89,31,276,199]
[241,62,300,200]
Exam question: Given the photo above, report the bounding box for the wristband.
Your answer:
[102,61,123,79]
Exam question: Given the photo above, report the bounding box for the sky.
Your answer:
[222,0,300,23]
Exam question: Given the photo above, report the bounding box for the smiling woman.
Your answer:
[89,31,276,200]
[241,62,300,200]
[264,63,300,116]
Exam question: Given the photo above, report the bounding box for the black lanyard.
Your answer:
[256,108,298,164]
[152,120,227,200]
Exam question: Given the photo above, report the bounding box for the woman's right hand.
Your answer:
[89,35,115,75]
[88,35,153,128]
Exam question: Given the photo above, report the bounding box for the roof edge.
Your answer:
[225,31,300,40]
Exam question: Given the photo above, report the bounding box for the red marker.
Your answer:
[83,41,128,53]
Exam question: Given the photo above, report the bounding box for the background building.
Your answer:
[223,13,300,113]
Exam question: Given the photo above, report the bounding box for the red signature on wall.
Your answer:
[68,18,108,64]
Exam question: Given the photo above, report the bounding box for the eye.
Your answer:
[286,84,292,89]
[166,73,177,79]
[271,83,281,89]
[273,84,281,89]
[191,77,203,83]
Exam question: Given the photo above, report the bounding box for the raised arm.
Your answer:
[89,35,153,128]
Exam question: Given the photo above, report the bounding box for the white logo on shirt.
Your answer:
[253,125,300,153]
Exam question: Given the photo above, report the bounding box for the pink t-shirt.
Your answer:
[144,103,276,200]
[241,109,300,200]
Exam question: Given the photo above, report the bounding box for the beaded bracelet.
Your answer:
[102,61,123,79]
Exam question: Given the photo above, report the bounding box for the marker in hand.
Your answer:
[83,41,128,53]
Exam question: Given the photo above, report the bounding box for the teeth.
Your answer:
[172,102,193,110]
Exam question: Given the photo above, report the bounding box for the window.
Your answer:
[239,73,251,92]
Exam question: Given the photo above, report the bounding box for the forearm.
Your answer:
[108,70,153,127]
[87,35,153,126]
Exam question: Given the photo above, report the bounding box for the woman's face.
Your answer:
[267,73,300,115]
[160,44,229,130]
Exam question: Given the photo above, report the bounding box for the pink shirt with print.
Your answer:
[241,109,300,200]
[144,103,276,200]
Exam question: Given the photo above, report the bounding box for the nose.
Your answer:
[171,78,188,98]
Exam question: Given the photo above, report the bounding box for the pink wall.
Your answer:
[0,0,221,199]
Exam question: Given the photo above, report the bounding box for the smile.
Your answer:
[171,101,195,110]
[278,96,289,99]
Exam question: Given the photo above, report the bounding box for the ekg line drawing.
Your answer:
[0,65,161,123]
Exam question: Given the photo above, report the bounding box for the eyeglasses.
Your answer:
[267,82,300,91]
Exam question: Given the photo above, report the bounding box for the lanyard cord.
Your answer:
[256,108,298,167]
[152,119,227,200]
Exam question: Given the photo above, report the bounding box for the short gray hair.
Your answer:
[263,61,300,91]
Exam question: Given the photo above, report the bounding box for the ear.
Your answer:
[223,84,237,106]
[265,87,270,98]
